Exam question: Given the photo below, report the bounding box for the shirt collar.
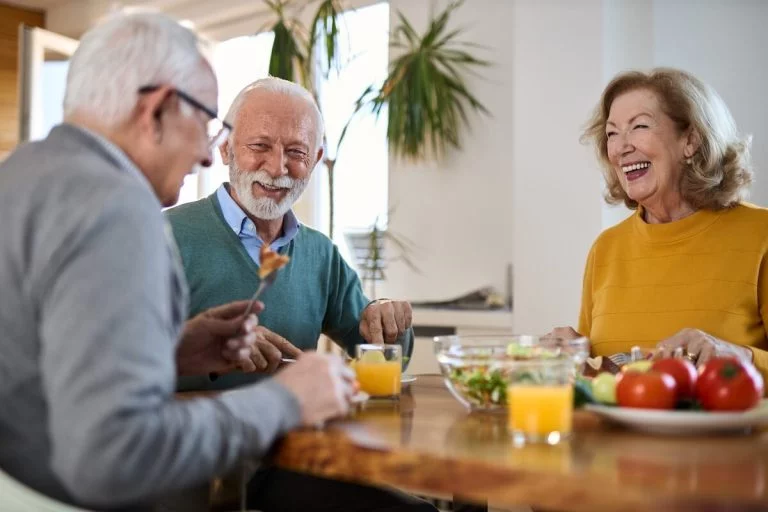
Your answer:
[216,183,301,249]
[65,123,156,196]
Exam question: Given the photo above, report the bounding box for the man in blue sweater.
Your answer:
[167,77,415,390]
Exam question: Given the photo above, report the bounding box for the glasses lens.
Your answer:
[208,121,230,150]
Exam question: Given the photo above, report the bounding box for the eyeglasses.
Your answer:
[138,85,232,150]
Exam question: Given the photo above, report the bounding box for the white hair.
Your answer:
[224,77,325,148]
[63,11,214,127]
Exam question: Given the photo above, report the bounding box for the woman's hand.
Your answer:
[654,328,753,367]
[545,326,583,341]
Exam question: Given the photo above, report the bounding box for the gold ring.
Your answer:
[683,350,698,363]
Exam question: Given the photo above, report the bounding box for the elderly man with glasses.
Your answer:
[0,11,361,511]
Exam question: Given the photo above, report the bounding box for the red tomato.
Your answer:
[696,358,764,411]
[616,371,677,410]
[651,358,697,399]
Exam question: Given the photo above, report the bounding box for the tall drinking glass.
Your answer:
[507,355,574,445]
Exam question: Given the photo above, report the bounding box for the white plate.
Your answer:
[401,374,417,384]
[351,391,370,404]
[586,400,768,435]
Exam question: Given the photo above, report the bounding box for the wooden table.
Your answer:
[272,375,768,512]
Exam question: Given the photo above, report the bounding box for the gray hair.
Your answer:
[63,11,213,127]
[224,77,325,148]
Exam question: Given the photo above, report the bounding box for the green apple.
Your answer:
[591,372,617,404]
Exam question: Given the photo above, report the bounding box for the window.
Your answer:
[317,2,390,251]
[39,61,68,139]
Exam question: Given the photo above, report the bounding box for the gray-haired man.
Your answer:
[0,11,355,510]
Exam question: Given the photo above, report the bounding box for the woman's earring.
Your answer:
[686,157,692,165]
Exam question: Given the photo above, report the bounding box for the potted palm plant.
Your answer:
[347,0,491,161]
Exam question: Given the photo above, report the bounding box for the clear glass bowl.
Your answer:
[433,335,584,412]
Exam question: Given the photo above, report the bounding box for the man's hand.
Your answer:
[247,326,303,374]
[274,352,356,427]
[176,300,263,376]
[359,299,413,344]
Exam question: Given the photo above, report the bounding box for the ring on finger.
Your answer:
[683,349,698,363]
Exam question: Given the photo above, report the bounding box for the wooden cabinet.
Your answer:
[0,4,44,160]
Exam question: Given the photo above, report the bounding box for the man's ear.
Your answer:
[135,85,174,141]
[220,138,231,164]
[314,146,324,168]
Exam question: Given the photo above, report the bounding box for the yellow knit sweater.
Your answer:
[578,203,768,383]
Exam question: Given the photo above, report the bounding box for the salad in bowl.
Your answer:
[433,335,583,412]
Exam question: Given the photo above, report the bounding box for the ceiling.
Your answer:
[3,0,68,8]
[8,0,378,41]
[7,0,291,41]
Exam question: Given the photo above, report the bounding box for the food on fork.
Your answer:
[258,244,290,279]
[583,355,622,377]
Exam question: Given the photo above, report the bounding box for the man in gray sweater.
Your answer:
[0,12,356,510]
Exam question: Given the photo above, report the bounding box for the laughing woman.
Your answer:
[551,68,768,384]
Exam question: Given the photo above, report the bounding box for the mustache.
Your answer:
[244,169,296,190]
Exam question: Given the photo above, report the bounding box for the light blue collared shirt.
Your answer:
[216,184,300,263]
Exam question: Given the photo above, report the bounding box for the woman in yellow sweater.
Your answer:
[551,68,768,383]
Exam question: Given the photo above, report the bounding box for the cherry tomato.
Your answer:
[616,371,677,410]
[651,358,697,399]
[696,358,764,411]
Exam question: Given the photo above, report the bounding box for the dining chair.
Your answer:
[0,467,93,512]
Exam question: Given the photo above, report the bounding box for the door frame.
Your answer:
[18,25,78,143]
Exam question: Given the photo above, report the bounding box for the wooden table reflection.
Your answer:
[273,376,768,512]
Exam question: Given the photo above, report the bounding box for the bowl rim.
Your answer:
[432,334,589,354]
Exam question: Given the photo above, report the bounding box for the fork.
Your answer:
[243,272,278,318]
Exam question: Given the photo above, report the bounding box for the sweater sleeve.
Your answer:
[752,251,768,388]
[578,243,596,340]
[38,189,300,508]
[321,247,414,359]
[322,243,369,355]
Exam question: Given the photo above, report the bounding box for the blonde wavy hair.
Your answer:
[583,68,752,210]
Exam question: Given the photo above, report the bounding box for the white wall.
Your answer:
[509,0,604,332]
[382,0,605,334]
[381,0,516,303]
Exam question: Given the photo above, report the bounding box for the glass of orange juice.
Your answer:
[507,355,574,445]
[354,344,402,399]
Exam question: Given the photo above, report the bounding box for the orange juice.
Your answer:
[507,384,573,438]
[355,361,401,397]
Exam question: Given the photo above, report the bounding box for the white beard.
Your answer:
[229,164,309,220]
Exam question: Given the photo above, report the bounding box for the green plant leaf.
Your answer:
[351,0,491,161]
[268,18,303,82]
[309,0,344,77]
